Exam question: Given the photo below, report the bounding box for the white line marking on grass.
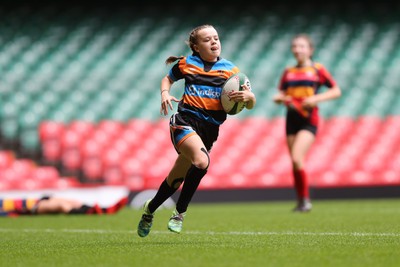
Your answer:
[194,231,400,237]
[1,228,399,237]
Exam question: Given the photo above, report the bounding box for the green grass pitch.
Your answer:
[1,198,400,267]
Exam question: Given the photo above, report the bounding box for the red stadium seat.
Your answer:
[108,139,131,158]
[102,149,123,168]
[81,139,102,159]
[126,119,152,136]
[17,178,44,190]
[61,149,81,176]
[89,130,113,150]
[315,170,341,187]
[11,159,37,180]
[348,170,374,186]
[82,157,103,181]
[42,140,62,162]
[33,166,60,182]
[61,129,83,150]
[121,157,145,190]
[68,120,95,139]
[0,180,13,190]
[119,128,143,149]
[0,169,20,189]
[39,121,65,141]
[380,170,400,185]
[97,120,124,138]
[387,154,400,172]
[198,174,221,189]
[39,121,65,164]
[55,177,81,189]
[102,149,123,184]
[253,172,281,187]
[0,150,15,171]
[223,173,248,189]
[103,167,124,185]
[126,176,146,190]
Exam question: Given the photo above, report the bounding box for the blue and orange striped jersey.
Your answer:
[168,54,239,125]
[278,62,337,98]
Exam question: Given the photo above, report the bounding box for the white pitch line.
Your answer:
[0,228,399,237]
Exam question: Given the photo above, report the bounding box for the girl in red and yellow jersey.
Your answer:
[273,34,341,212]
[0,196,128,216]
[137,24,256,237]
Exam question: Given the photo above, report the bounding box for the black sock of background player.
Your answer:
[68,205,92,214]
[176,165,207,214]
[148,178,179,214]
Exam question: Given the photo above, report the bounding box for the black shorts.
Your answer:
[286,109,317,136]
[170,112,220,152]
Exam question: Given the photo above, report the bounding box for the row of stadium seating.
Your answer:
[13,116,400,187]
[2,116,400,190]
[0,150,79,190]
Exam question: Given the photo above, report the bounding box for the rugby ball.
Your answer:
[221,73,251,115]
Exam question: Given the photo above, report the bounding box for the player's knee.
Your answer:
[192,148,210,170]
[194,160,209,170]
[192,157,209,170]
[61,203,73,214]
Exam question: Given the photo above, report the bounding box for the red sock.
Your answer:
[293,169,309,200]
[105,197,128,214]
[86,204,103,215]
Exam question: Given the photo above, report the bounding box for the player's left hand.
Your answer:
[228,84,254,103]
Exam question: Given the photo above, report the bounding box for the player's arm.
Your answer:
[302,65,341,108]
[273,69,292,105]
[273,91,292,104]
[302,85,341,108]
[306,85,341,103]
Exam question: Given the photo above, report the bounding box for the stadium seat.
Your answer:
[121,157,145,190]
[97,120,124,138]
[11,159,37,180]
[39,121,65,164]
[0,150,15,171]
[33,166,60,187]
[41,139,62,165]
[68,120,95,139]
[61,149,82,177]
[82,157,103,182]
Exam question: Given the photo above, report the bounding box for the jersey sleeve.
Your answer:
[168,61,184,82]
[278,68,288,91]
[317,64,337,88]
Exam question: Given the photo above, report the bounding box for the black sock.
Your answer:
[68,205,91,214]
[176,165,207,214]
[148,178,179,214]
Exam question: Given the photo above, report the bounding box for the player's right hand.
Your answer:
[160,92,179,116]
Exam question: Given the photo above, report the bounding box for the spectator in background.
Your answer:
[0,195,128,216]
[272,34,341,212]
